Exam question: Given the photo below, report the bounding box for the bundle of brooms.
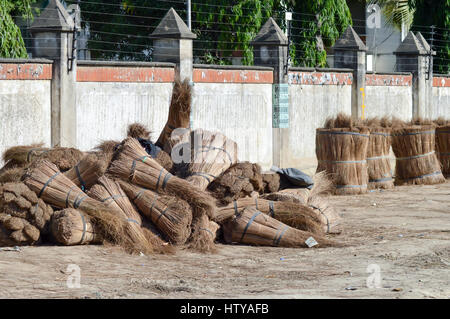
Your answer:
[391,125,445,185]
[436,125,450,178]
[181,129,238,190]
[156,78,192,154]
[222,207,336,248]
[107,138,217,252]
[63,153,109,191]
[23,160,154,254]
[208,162,264,206]
[367,125,394,189]
[119,181,192,245]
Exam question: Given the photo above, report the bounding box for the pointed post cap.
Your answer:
[333,26,367,51]
[251,18,288,46]
[151,8,196,39]
[29,0,74,32]
[394,31,431,55]
[415,32,436,55]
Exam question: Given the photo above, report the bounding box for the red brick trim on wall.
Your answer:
[193,68,273,84]
[0,63,52,80]
[366,74,412,86]
[76,66,175,82]
[288,71,353,85]
[433,76,450,87]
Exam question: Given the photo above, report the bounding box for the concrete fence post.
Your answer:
[150,8,196,82]
[333,26,367,121]
[251,18,289,167]
[29,0,77,148]
[394,31,435,119]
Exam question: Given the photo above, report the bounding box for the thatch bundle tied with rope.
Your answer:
[436,125,450,178]
[367,126,394,189]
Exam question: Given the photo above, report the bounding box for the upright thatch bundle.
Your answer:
[107,138,217,252]
[63,153,108,191]
[316,127,370,195]
[222,207,335,248]
[50,209,102,245]
[391,126,445,185]
[215,198,323,234]
[23,160,153,254]
[181,129,238,190]
[3,144,84,172]
[119,181,192,245]
[258,172,340,233]
[156,78,192,153]
[436,125,450,178]
[208,162,264,205]
[0,182,53,235]
[0,214,40,246]
[367,127,394,189]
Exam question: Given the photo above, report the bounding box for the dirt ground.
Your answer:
[0,182,449,299]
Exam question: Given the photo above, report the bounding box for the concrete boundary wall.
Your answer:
[432,74,450,118]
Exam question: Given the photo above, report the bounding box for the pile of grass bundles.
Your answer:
[0,214,40,246]
[316,127,369,195]
[119,181,192,245]
[157,78,192,154]
[63,153,108,191]
[50,209,102,245]
[367,127,394,189]
[208,162,264,206]
[108,138,216,252]
[0,182,53,235]
[258,172,340,233]
[215,198,323,234]
[222,207,335,248]
[436,125,450,178]
[3,144,84,172]
[391,126,445,185]
[23,160,153,254]
[181,129,238,190]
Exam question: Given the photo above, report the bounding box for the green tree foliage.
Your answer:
[286,0,353,67]
[0,0,36,58]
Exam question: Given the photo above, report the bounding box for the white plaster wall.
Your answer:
[191,83,273,170]
[432,87,450,119]
[0,80,51,165]
[365,85,412,121]
[76,82,173,151]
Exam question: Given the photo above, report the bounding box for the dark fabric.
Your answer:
[137,138,161,158]
[271,165,314,190]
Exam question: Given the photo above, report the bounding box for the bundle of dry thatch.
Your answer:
[222,207,335,248]
[63,153,108,191]
[23,160,154,254]
[316,126,369,195]
[3,144,84,172]
[261,172,281,193]
[119,181,192,245]
[391,125,445,185]
[156,78,192,154]
[107,138,217,252]
[367,126,394,189]
[181,129,238,190]
[208,162,263,205]
[215,198,323,234]
[50,208,102,245]
[436,125,450,178]
[0,182,53,236]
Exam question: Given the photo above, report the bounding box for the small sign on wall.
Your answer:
[272,84,289,128]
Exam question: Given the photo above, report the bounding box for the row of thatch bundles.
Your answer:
[316,114,448,194]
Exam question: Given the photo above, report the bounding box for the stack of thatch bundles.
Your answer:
[107,138,217,252]
[214,198,323,234]
[0,182,54,246]
[391,125,445,185]
[23,160,154,254]
[156,79,192,154]
[222,207,335,248]
[119,181,192,245]
[208,162,263,205]
[51,209,101,245]
[63,153,109,191]
[367,126,394,189]
[436,125,450,178]
[182,129,238,190]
